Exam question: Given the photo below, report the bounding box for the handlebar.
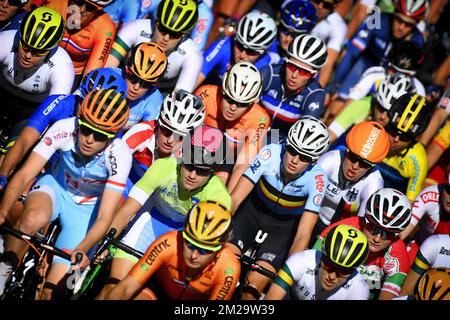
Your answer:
[237,253,277,280]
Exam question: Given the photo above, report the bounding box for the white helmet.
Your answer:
[376,73,416,111]
[85,0,114,7]
[287,34,327,70]
[235,10,277,53]
[158,89,206,136]
[222,62,262,104]
[365,188,412,233]
[287,116,330,161]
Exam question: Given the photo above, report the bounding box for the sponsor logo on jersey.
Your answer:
[250,159,261,174]
[420,191,439,204]
[345,188,360,203]
[315,174,325,192]
[216,276,234,300]
[260,252,276,262]
[308,102,320,111]
[313,194,322,206]
[145,238,171,266]
[99,38,112,62]
[360,126,381,158]
[43,95,67,115]
[268,89,278,98]
[44,137,52,146]
[439,247,450,256]
[109,153,118,176]
[140,30,152,39]
[259,148,271,161]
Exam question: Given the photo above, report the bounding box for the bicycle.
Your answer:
[0,223,82,300]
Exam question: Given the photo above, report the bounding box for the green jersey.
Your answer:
[329,96,372,138]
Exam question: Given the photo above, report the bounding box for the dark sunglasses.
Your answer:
[345,148,375,169]
[286,145,315,163]
[234,41,261,56]
[19,39,50,57]
[78,119,112,141]
[182,163,213,177]
[394,14,416,27]
[384,123,414,142]
[222,92,253,108]
[312,0,335,10]
[365,221,397,241]
[321,255,354,277]
[184,239,215,255]
[72,0,102,11]
[285,60,316,78]
[125,70,154,89]
[445,184,450,194]
[158,125,184,142]
[156,21,184,40]
[7,0,27,7]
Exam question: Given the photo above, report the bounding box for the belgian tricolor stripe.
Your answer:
[257,177,306,209]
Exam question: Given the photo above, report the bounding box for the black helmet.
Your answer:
[388,40,424,74]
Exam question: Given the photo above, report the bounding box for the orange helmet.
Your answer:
[127,42,167,83]
[346,121,390,164]
[79,89,129,135]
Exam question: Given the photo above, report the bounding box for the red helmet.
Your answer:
[395,0,428,21]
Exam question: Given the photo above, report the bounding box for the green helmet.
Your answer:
[322,225,369,270]
[156,0,198,34]
[19,7,65,51]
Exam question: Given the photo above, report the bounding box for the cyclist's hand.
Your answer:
[94,248,109,264]
[426,84,443,104]
[71,251,90,270]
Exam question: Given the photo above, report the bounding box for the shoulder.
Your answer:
[178,38,202,55]
[406,143,427,162]
[360,66,385,79]
[196,84,219,100]
[97,11,116,27]
[420,234,450,250]
[50,46,74,65]
[328,12,347,28]
[416,184,440,205]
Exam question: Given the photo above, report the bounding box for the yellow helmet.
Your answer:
[415,268,450,300]
[157,0,198,34]
[183,201,232,252]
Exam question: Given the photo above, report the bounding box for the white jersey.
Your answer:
[0,30,75,103]
[347,66,426,101]
[416,234,450,269]
[284,250,369,300]
[311,12,347,52]
[115,19,203,92]
[317,149,384,225]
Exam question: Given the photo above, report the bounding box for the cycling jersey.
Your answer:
[329,97,372,139]
[109,19,203,92]
[274,249,370,300]
[431,121,450,152]
[317,149,384,226]
[311,12,347,53]
[32,116,132,204]
[129,230,240,300]
[426,147,450,186]
[260,63,325,137]
[411,234,450,276]
[0,9,26,32]
[243,143,328,216]
[201,37,272,85]
[377,142,428,201]
[195,84,270,154]
[317,216,410,298]
[347,66,425,101]
[410,184,450,243]
[0,30,74,104]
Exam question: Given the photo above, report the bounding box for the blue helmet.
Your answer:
[280,0,318,34]
[78,68,127,98]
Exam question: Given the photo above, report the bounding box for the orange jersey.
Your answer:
[42,0,116,75]
[129,230,241,300]
[195,85,270,159]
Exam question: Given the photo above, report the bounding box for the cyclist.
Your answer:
[267,1,318,65]
[310,121,389,246]
[0,89,132,299]
[228,116,330,300]
[314,188,413,299]
[42,0,116,84]
[328,0,427,105]
[260,34,328,138]
[0,0,27,32]
[196,10,277,87]
[414,268,450,300]
[265,224,370,300]
[400,234,450,296]
[97,124,231,298]
[106,0,202,94]
[102,201,240,300]
[194,61,270,190]
[328,72,417,144]
[377,92,433,201]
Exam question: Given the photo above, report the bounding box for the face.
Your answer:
[152,21,183,52]
[70,0,100,28]
[0,0,19,22]
[220,93,252,122]
[392,13,416,39]
[318,258,352,292]
[372,101,389,127]
[183,240,216,270]
[77,122,110,156]
[284,58,316,91]
[180,163,212,191]
[363,222,396,253]
[233,41,262,64]
[155,125,184,157]
[17,41,48,68]
[125,77,150,101]
[278,30,295,53]
[384,122,413,152]
[282,145,313,178]
[442,186,450,213]
[342,150,373,181]
[311,0,334,20]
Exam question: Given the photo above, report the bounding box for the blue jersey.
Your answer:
[201,37,272,85]
[0,10,26,32]
[260,63,325,137]
[243,143,328,215]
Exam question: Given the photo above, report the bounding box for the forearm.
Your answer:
[399,272,421,296]
[104,277,139,300]
[109,198,143,236]
[227,163,247,193]
[0,132,37,177]
[345,4,368,40]
[318,49,339,88]
[75,215,113,253]
[0,171,30,217]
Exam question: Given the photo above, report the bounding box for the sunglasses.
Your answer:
[72,0,102,12]
[445,184,450,194]
[78,118,114,141]
[285,59,316,78]
[321,255,354,277]
[365,221,397,241]
[286,145,315,163]
[19,39,50,57]
[394,14,416,28]
[156,21,184,40]
[125,69,154,89]
[7,0,27,7]
[384,123,414,142]
[182,163,213,177]
[184,239,216,255]
[345,148,375,169]
[234,41,261,56]
[312,0,335,10]
[158,125,185,142]
[222,92,253,108]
